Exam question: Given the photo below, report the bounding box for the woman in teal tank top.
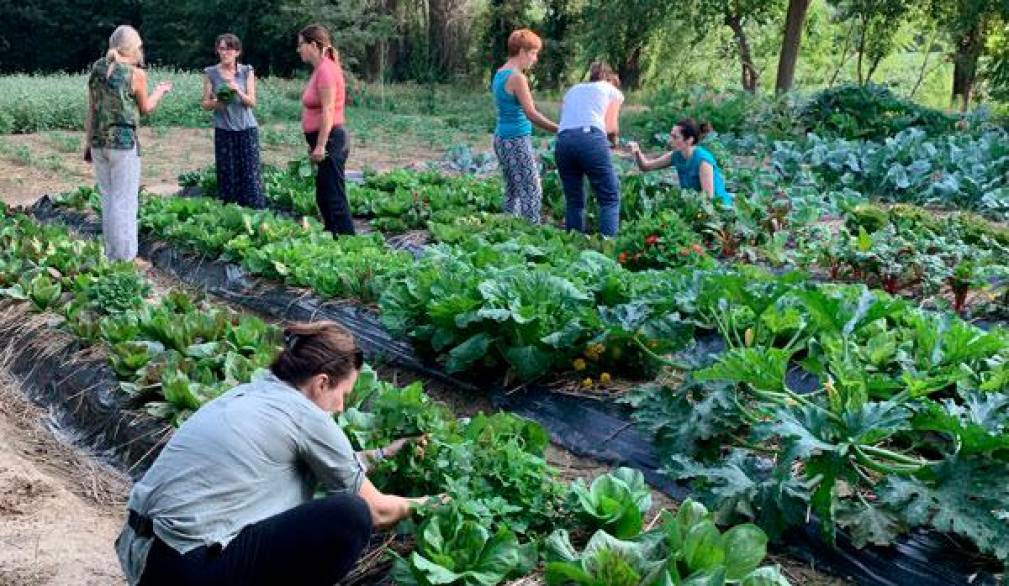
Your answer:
[627,118,733,207]
[491,29,558,224]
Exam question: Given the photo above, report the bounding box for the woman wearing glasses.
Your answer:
[115,321,433,585]
[201,33,265,209]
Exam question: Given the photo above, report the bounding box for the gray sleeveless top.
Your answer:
[204,64,257,131]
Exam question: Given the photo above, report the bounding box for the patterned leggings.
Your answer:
[493,135,542,223]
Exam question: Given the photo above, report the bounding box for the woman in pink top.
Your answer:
[298,24,354,236]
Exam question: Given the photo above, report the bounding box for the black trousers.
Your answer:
[140,493,373,586]
[305,128,355,236]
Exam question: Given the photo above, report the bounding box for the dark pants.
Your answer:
[140,493,373,586]
[214,127,265,209]
[555,127,621,236]
[305,128,355,236]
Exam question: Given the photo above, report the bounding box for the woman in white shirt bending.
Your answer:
[554,62,624,236]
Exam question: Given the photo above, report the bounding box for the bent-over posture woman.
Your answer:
[554,62,624,236]
[115,321,434,585]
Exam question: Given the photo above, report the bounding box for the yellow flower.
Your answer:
[580,377,593,389]
[573,358,587,371]
[600,372,612,384]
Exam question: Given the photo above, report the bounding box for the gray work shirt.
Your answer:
[204,64,258,131]
[115,373,365,585]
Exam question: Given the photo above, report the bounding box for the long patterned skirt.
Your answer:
[214,127,265,209]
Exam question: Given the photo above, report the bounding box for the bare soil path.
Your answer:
[0,125,486,207]
[0,366,129,585]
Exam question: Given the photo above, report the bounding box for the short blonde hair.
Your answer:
[507,29,542,57]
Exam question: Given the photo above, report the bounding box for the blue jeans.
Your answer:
[555,127,620,236]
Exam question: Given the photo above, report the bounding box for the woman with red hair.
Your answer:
[491,29,558,224]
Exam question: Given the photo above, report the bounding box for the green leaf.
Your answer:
[445,333,493,373]
[503,345,552,381]
[695,347,794,394]
[682,520,726,573]
[721,524,769,580]
[836,500,904,548]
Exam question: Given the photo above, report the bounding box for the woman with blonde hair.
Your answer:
[84,24,172,262]
[201,33,265,208]
[491,29,558,223]
[297,24,354,236]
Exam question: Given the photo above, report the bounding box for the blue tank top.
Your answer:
[492,70,532,139]
[671,146,732,206]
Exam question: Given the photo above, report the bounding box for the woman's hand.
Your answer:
[153,81,173,98]
[384,434,429,458]
[309,145,326,163]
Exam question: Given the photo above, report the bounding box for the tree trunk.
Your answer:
[951,19,987,111]
[855,13,870,85]
[909,29,939,98]
[828,21,856,87]
[540,0,571,89]
[865,52,884,84]
[774,0,811,94]
[724,12,759,92]
[619,45,643,90]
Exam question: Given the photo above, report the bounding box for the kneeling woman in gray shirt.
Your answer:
[116,321,434,585]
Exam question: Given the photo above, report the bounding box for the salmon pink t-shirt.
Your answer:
[301,58,345,132]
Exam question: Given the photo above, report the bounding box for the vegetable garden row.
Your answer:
[0,210,791,585]
[20,119,1009,583]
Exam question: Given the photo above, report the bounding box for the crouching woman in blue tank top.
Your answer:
[491,29,558,224]
[627,118,732,207]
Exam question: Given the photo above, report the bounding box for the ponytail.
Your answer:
[105,25,143,78]
[676,118,713,146]
[105,48,122,78]
[271,321,363,387]
[300,24,340,66]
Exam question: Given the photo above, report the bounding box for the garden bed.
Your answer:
[27,196,1006,585]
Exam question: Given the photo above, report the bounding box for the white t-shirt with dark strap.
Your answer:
[558,81,625,133]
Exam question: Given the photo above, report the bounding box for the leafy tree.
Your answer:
[828,0,915,86]
[926,0,1009,110]
[575,0,676,89]
[483,0,534,78]
[983,19,1009,102]
[668,0,780,92]
[538,0,575,89]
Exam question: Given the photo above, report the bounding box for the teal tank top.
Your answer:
[492,70,532,139]
[671,146,732,206]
